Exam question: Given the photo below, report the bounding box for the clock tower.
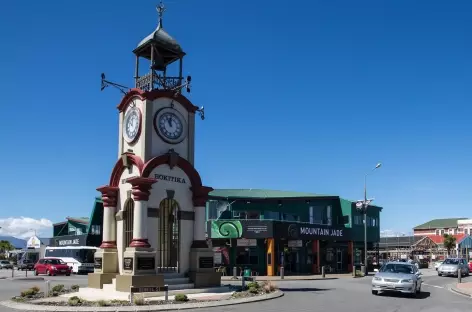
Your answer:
[88,2,220,293]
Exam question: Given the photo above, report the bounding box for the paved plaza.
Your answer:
[0,269,471,311]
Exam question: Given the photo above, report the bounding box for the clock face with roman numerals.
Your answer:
[153,107,187,144]
[123,106,141,144]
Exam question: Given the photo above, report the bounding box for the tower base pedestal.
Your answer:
[114,246,164,292]
[115,274,165,292]
[188,240,221,288]
[88,248,119,289]
[88,272,118,289]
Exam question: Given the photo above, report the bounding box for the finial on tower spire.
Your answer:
[156,1,166,27]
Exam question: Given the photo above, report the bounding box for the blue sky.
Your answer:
[0,0,471,237]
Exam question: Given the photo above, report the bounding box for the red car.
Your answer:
[34,258,71,276]
[469,261,472,272]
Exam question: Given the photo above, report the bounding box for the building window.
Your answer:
[235,247,259,265]
[91,225,101,235]
[265,211,280,220]
[246,211,260,220]
[76,228,83,235]
[281,214,300,222]
[326,206,332,226]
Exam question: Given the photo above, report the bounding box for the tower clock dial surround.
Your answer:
[123,106,142,144]
[153,107,187,144]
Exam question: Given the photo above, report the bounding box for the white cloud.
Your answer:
[0,217,53,238]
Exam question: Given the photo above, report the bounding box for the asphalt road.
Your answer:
[0,269,470,311]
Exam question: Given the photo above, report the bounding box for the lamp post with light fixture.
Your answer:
[356,163,382,275]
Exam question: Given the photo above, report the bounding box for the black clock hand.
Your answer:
[168,116,173,127]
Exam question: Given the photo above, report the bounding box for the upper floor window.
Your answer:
[91,225,101,235]
[265,211,280,220]
[311,206,332,225]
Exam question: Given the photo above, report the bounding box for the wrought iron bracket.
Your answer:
[101,73,129,95]
[196,106,205,120]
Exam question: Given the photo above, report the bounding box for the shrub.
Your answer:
[97,300,109,306]
[70,285,80,291]
[20,288,37,297]
[133,294,145,305]
[30,286,40,294]
[248,287,259,294]
[262,281,278,293]
[50,291,59,297]
[246,282,259,289]
[52,284,65,293]
[355,271,365,277]
[68,296,82,306]
[174,294,189,302]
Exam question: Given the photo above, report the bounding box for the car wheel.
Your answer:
[372,290,378,295]
[66,273,70,276]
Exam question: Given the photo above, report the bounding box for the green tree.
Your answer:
[443,234,457,255]
[0,240,14,253]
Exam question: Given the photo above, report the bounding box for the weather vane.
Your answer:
[157,1,166,26]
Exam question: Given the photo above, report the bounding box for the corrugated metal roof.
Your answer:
[413,218,467,230]
[208,189,334,200]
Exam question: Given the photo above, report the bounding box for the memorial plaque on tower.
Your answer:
[137,257,155,270]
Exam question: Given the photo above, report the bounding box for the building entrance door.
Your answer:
[157,198,180,273]
[336,248,343,272]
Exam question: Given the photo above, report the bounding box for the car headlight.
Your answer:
[373,277,382,281]
[401,279,413,283]
[51,266,56,270]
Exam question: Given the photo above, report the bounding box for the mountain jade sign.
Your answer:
[276,222,351,240]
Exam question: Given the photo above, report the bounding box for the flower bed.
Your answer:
[10,282,279,307]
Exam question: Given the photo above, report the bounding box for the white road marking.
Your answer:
[422,283,444,289]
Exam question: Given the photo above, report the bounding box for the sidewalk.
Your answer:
[221,273,359,281]
[450,282,472,297]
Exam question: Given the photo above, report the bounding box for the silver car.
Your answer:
[437,258,469,277]
[0,260,13,269]
[372,262,423,297]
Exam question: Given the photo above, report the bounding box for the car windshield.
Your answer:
[380,263,414,274]
[0,261,9,264]
[48,259,65,265]
[444,259,460,265]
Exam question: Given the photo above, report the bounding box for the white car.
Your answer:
[434,261,444,271]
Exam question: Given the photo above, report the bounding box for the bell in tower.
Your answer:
[133,1,187,92]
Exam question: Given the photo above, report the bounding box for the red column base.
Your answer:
[129,238,151,248]
[100,241,117,249]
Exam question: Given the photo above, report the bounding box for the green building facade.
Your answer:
[52,197,104,247]
[206,189,382,276]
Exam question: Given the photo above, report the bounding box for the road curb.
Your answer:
[0,290,284,311]
[222,277,339,281]
[7,277,44,282]
[449,285,472,298]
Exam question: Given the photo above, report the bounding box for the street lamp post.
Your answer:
[357,163,381,275]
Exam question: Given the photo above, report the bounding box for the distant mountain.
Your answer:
[0,236,26,249]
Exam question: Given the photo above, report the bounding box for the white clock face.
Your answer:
[154,107,187,144]
[123,107,141,143]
